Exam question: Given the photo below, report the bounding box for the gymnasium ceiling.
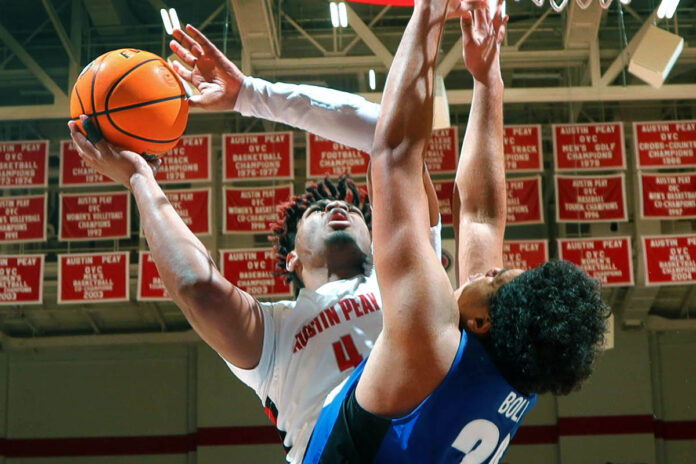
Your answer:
[0,0,695,340]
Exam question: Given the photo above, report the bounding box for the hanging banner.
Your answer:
[634,120,696,169]
[156,134,212,184]
[502,240,548,270]
[60,192,130,241]
[424,127,458,174]
[0,140,49,188]
[137,251,170,301]
[558,237,634,287]
[220,248,292,298]
[556,174,627,223]
[59,140,116,186]
[639,171,696,219]
[58,252,129,303]
[164,188,211,235]
[224,184,293,234]
[433,180,454,227]
[506,176,543,225]
[642,234,696,286]
[0,255,44,305]
[553,123,625,171]
[504,125,543,172]
[223,132,293,181]
[0,194,46,243]
[306,134,370,178]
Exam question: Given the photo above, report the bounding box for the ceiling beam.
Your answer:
[0,20,67,101]
[41,0,78,66]
[345,3,393,69]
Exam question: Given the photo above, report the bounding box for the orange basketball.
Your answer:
[70,49,189,156]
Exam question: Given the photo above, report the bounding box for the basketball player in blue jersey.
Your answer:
[301,0,610,462]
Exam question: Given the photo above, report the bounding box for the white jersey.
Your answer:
[225,77,442,462]
[227,271,383,463]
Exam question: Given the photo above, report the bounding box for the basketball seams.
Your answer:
[90,53,109,135]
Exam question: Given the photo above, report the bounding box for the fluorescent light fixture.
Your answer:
[666,0,680,18]
[619,0,631,4]
[329,2,340,28]
[168,8,181,31]
[368,69,376,90]
[338,2,348,28]
[160,8,173,35]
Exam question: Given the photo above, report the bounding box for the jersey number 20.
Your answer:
[451,419,510,464]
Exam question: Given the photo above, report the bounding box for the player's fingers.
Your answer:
[495,0,505,18]
[185,24,220,56]
[169,40,197,67]
[68,121,97,163]
[496,16,509,44]
[186,94,203,107]
[460,12,474,46]
[473,5,488,38]
[171,60,194,82]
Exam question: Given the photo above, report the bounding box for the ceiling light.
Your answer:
[160,9,173,35]
[368,69,376,90]
[329,2,339,28]
[338,2,348,28]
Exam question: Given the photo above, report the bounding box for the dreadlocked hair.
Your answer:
[269,175,371,289]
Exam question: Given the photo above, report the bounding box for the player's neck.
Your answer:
[301,260,369,291]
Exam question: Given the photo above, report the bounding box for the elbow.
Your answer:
[175,276,222,313]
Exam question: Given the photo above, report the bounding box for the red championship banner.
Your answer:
[0,194,46,243]
[306,134,370,178]
[642,234,696,286]
[164,188,211,235]
[433,180,454,226]
[506,176,543,225]
[60,192,130,241]
[137,251,170,301]
[223,132,293,181]
[220,248,292,298]
[553,123,625,171]
[559,237,634,287]
[504,125,543,172]
[556,174,627,223]
[0,255,44,305]
[59,140,116,186]
[224,184,293,234]
[0,140,48,188]
[639,171,696,219]
[58,252,129,303]
[424,127,458,174]
[157,134,211,184]
[634,120,696,168]
[503,240,548,270]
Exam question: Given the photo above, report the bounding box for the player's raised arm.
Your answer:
[452,0,509,285]
[68,121,264,370]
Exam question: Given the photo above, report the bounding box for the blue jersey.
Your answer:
[303,331,536,464]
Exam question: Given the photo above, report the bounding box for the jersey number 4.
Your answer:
[332,334,363,371]
[452,419,510,464]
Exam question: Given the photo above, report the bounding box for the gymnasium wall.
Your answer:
[0,329,694,464]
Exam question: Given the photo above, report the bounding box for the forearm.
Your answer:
[372,2,448,158]
[129,173,219,300]
[455,78,506,221]
[235,76,379,153]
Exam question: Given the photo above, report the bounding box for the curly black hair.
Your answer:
[484,260,610,396]
[268,176,371,289]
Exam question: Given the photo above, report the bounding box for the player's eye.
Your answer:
[349,206,363,217]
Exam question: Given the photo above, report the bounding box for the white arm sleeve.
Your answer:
[234,76,380,154]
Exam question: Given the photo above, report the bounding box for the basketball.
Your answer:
[70,48,189,156]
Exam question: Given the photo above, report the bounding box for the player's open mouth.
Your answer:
[327,210,350,229]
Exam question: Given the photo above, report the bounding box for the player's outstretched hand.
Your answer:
[447,0,487,20]
[460,0,508,85]
[68,116,160,189]
[170,24,244,111]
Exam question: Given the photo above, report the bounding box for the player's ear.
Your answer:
[286,250,302,274]
[467,317,491,335]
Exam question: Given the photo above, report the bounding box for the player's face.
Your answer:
[295,199,371,258]
[454,268,524,334]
